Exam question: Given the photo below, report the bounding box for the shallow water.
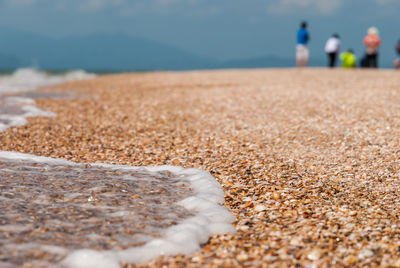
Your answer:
[0,157,194,266]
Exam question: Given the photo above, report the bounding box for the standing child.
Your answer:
[325,34,341,68]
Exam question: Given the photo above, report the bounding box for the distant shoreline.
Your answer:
[0,65,397,77]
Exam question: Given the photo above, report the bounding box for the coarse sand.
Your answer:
[1,68,400,267]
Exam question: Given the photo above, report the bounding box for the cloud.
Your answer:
[1,0,114,10]
[3,0,126,11]
[268,0,343,15]
[155,0,200,5]
[376,0,400,4]
[156,0,180,5]
[6,0,37,6]
[60,0,203,13]
[78,0,125,12]
[2,0,210,14]
[119,0,214,16]
[153,0,203,10]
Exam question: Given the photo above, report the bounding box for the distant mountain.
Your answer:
[0,28,350,71]
[0,28,217,71]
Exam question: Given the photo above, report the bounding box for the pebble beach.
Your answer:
[1,68,400,267]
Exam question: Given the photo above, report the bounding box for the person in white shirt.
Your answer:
[325,33,341,68]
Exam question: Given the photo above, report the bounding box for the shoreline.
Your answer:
[1,68,400,266]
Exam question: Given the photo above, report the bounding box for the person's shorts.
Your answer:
[296,44,309,61]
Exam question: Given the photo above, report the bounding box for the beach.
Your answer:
[1,68,400,267]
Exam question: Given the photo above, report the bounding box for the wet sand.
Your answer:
[1,68,400,267]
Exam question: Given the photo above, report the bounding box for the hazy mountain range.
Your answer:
[0,28,327,71]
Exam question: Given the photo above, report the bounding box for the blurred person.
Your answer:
[394,40,400,69]
[325,33,341,68]
[363,27,381,68]
[296,21,310,67]
[395,59,400,69]
[340,49,357,68]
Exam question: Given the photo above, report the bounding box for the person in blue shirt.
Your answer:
[296,21,310,67]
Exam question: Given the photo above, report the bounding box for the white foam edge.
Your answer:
[0,151,236,267]
[21,104,56,117]
[3,96,35,105]
[0,68,97,95]
[0,99,55,132]
[3,242,69,256]
[0,151,73,165]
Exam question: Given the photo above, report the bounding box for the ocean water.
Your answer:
[0,68,236,268]
[0,68,95,132]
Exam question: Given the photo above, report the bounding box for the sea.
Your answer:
[0,68,235,268]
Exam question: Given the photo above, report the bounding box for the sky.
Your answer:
[0,0,399,65]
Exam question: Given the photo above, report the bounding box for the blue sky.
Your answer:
[0,0,399,65]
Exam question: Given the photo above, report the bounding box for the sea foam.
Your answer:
[0,68,96,95]
[0,68,95,132]
[0,151,236,267]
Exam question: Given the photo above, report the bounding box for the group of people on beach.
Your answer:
[296,21,400,69]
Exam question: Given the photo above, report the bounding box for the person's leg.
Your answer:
[369,54,377,68]
[296,57,303,67]
[303,47,309,67]
[374,53,379,68]
[366,54,372,68]
[332,53,337,67]
[298,57,307,67]
[303,58,308,67]
[394,58,400,69]
[328,53,335,68]
[296,45,308,67]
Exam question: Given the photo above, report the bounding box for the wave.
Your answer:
[0,67,95,132]
[0,68,96,95]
